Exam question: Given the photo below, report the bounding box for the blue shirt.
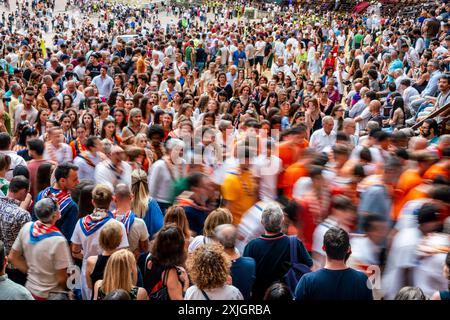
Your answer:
[231,257,256,300]
[232,50,246,67]
[183,205,209,236]
[142,198,164,239]
[295,268,373,300]
[421,70,443,97]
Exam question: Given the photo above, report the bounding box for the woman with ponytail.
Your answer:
[131,169,164,240]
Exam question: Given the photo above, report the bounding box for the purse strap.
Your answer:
[200,289,210,301]
[289,235,298,265]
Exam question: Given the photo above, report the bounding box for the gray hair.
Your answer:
[102,139,112,154]
[35,198,59,224]
[261,204,284,233]
[218,119,232,131]
[322,116,334,125]
[128,108,142,126]
[366,121,380,132]
[214,224,237,249]
[165,138,185,151]
[394,287,427,300]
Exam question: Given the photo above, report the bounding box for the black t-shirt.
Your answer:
[86,63,101,78]
[294,268,373,300]
[264,42,272,57]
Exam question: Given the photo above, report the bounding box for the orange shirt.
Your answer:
[277,139,309,190]
[392,169,423,221]
[280,162,308,200]
[423,163,449,181]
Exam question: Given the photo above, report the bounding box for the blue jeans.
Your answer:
[196,61,205,73]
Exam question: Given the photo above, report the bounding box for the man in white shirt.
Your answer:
[13,91,38,132]
[73,136,103,181]
[399,78,420,111]
[91,65,114,99]
[8,198,73,300]
[95,146,132,191]
[43,127,73,164]
[312,195,356,269]
[252,141,282,202]
[57,80,85,109]
[382,204,442,300]
[271,56,291,78]
[333,62,349,95]
[309,116,337,152]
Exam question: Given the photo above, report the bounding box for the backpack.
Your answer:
[282,236,311,294]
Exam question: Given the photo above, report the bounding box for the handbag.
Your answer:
[282,236,311,294]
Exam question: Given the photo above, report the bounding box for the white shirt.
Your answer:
[185,285,243,300]
[43,143,73,164]
[252,155,282,201]
[235,201,271,254]
[0,150,27,181]
[71,218,129,300]
[350,236,382,266]
[309,129,337,152]
[402,86,420,109]
[312,217,339,268]
[94,160,132,191]
[382,227,422,300]
[73,152,103,181]
[255,41,266,57]
[148,159,186,203]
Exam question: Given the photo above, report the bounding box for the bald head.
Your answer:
[409,137,428,151]
[215,224,238,249]
[369,100,381,113]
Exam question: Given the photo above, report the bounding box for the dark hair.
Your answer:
[0,240,5,268]
[0,132,11,150]
[424,119,439,136]
[78,184,95,218]
[0,154,11,172]
[323,227,350,260]
[54,162,78,182]
[36,163,53,194]
[151,224,186,267]
[187,172,206,190]
[417,203,439,225]
[362,214,386,233]
[13,165,30,179]
[18,126,37,146]
[27,138,45,155]
[8,175,30,193]
[147,124,165,140]
[263,282,293,300]
[331,195,356,212]
[86,135,100,149]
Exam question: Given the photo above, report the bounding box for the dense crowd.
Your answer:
[0,0,449,301]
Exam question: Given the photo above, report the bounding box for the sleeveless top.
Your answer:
[90,255,110,300]
[97,286,139,300]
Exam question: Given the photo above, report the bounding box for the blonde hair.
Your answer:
[164,206,191,240]
[203,208,233,237]
[131,169,149,218]
[101,249,137,294]
[99,222,123,251]
[187,243,231,290]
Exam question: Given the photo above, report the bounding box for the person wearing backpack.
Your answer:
[138,224,189,300]
[243,203,312,300]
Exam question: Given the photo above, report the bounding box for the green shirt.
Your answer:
[354,33,364,45]
[185,46,193,63]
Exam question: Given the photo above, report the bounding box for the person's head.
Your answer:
[263,282,293,301]
[438,74,450,93]
[54,162,79,191]
[187,243,231,290]
[7,175,29,201]
[261,203,284,234]
[101,249,137,294]
[383,156,402,184]
[322,116,334,135]
[34,197,60,225]
[164,206,191,240]
[323,227,351,261]
[13,165,29,180]
[330,195,356,227]
[362,214,389,245]
[86,135,102,154]
[203,208,233,237]
[0,133,12,151]
[99,221,123,252]
[0,153,10,175]
[147,124,165,146]
[92,184,113,210]
[394,287,427,300]
[417,203,442,235]
[420,119,439,138]
[103,289,131,300]
[214,224,237,250]
[151,224,186,267]
[128,108,143,127]
[110,145,126,165]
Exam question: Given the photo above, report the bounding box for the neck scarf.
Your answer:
[113,209,135,235]
[29,221,63,244]
[42,187,73,212]
[80,208,113,236]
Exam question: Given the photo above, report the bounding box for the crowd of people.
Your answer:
[0,0,449,301]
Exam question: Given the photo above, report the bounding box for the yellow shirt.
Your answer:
[221,170,257,225]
